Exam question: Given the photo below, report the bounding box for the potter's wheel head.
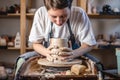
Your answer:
[37,58,82,67]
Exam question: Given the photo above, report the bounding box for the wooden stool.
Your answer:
[0,66,8,80]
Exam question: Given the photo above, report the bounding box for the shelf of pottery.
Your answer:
[86,0,120,15]
[82,0,120,49]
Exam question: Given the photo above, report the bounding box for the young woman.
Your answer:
[14,0,96,79]
[29,0,96,60]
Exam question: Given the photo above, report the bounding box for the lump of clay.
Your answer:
[71,64,87,75]
[47,38,73,63]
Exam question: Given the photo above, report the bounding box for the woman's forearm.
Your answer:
[33,43,51,57]
[72,43,94,58]
[73,46,93,57]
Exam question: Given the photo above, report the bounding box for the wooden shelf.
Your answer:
[8,47,33,50]
[26,13,34,16]
[88,14,120,19]
[26,13,120,19]
[26,47,33,50]
[26,13,34,19]
[0,13,34,19]
[8,47,20,50]
[0,14,20,18]
[0,13,34,17]
[8,13,20,16]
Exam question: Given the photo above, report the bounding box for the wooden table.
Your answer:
[18,56,99,80]
[20,75,98,80]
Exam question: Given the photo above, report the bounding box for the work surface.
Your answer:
[20,75,98,80]
[18,56,98,80]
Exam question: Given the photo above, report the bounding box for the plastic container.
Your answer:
[14,32,21,48]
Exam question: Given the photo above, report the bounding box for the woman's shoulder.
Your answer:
[70,6,88,20]
[35,6,47,15]
[33,6,48,20]
[70,6,89,27]
[71,6,85,14]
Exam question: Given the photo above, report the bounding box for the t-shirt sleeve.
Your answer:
[77,8,96,46]
[28,8,45,43]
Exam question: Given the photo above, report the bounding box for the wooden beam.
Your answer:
[20,0,26,54]
[77,0,87,12]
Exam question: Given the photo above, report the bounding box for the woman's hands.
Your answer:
[46,45,73,62]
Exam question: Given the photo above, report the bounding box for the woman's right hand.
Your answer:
[46,54,54,62]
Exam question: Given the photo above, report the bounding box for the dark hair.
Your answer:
[43,0,73,10]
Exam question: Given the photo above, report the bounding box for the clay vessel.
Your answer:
[50,38,68,47]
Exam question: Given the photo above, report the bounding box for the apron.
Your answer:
[44,19,80,50]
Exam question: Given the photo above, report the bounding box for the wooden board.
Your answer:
[37,58,82,67]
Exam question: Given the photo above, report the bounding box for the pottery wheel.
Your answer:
[37,58,82,67]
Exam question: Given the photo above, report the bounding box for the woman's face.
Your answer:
[48,7,70,26]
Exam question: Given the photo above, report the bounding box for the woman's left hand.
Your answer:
[59,51,75,61]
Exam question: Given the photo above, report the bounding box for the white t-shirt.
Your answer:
[29,6,96,46]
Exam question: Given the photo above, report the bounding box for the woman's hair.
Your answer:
[43,0,73,10]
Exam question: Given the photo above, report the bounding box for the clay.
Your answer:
[47,38,73,63]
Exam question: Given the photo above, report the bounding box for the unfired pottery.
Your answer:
[49,38,68,47]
